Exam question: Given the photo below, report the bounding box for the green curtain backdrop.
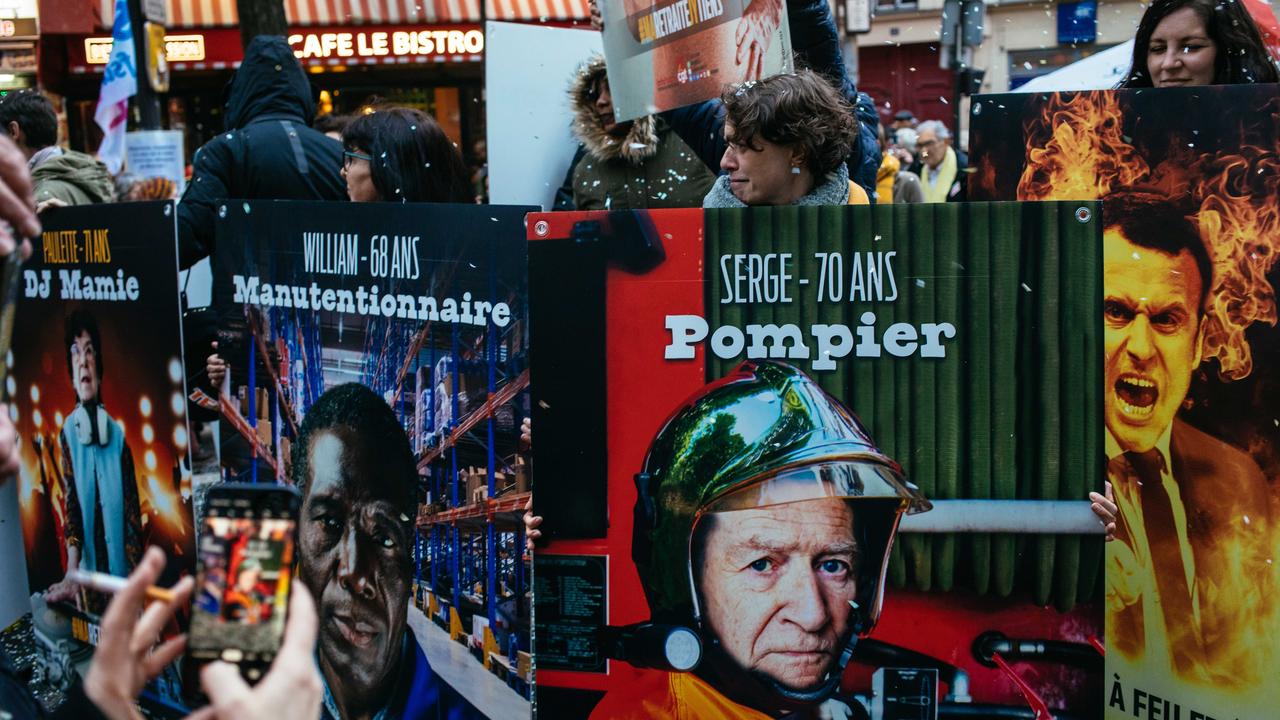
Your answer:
[704,202,1102,611]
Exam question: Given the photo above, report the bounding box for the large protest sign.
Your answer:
[970,86,1280,718]
[10,201,194,695]
[528,203,1104,718]
[212,201,532,719]
[599,0,793,121]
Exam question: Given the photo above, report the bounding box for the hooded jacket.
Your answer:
[32,149,114,206]
[560,57,714,210]
[177,35,345,269]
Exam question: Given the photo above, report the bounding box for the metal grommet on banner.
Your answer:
[164,203,172,216]
[1075,207,1092,224]
[218,205,227,218]
[534,219,550,237]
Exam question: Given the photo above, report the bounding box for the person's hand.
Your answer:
[83,546,195,720]
[519,416,531,453]
[523,497,543,552]
[187,584,322,720]
[589,0,603,31]
[1089,481,1116,542]
[0,408,17,478]
[818,698,854,720]
[0,134,39,257]
[36,197,68,215]
[207,342,227,393]
[43,578,79,603]
[734,0,782,82]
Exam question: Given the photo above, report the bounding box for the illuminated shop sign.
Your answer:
[285,29,484,59]
[85,34,206,64]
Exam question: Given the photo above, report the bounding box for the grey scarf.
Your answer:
[702,163,851,208]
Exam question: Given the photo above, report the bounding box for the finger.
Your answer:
[0,138,38,239]
[102,546,166,635]
[1104,480,1114,502]
[201,661,253,712]
[130,576,194,655]
[529,515,543,528]
[528,529,541,541]
[754,49,763,81]
[0,182,37,243]
[143,633,187,678]
[736,19,748,48]
[185,706,217,720]
[279,583,319,658]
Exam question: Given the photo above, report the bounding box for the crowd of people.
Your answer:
[0,0,1269,231]
[0,0,1277,716]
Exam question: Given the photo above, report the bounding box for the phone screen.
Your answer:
[189,494,297,675]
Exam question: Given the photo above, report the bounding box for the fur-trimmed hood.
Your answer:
[569,55,659,165]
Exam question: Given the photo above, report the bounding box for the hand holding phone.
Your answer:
[189,484,301,683]
[186,584,323,720]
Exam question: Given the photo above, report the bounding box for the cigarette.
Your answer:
[67,569,177,604]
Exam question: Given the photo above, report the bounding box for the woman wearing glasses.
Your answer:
[340,107,471,204]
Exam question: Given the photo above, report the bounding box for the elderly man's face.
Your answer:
[70,331,100,404]
[917,130,944,169]
[697,497,858,691]
[299,427,413,706]
[1103,229,1205,453]
[235,567,260,592]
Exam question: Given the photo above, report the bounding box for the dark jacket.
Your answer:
[661,0,881,200]
[556,56,714,211]
[32,150,114,206]
[177,35,345,269]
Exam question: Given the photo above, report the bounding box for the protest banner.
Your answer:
[527,203,1105,718]
[212,201,533,719]
[598,0,792,120]
[10,201,193,700]
[970,85,1280,719]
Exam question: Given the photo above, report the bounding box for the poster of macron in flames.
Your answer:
[968,84,1280,720]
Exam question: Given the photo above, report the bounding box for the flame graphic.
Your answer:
[1017,92,1149,201]
[1018,90,1280,381]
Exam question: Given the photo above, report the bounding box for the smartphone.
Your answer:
[188,484,301,683]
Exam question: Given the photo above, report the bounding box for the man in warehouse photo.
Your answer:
[292,383,484,720]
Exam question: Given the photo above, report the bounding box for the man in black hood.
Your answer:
[178,35,345,269]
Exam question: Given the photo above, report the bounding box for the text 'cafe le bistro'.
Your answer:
[79,26,486,69]
[63,22,488,161]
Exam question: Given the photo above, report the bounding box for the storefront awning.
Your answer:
[100,0,588,28]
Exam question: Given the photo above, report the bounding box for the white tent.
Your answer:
[1012,40,1134,93]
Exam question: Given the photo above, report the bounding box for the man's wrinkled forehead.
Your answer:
[702,500,858,551]
[1103,228,1205,313]
[304,428,414,513]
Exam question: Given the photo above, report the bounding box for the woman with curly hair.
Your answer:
[1120,0,1278,88]
[703,69,867,207]
[340,107,471,203]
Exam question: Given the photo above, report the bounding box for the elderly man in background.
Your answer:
[915,120,966,202]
